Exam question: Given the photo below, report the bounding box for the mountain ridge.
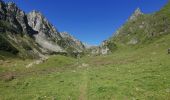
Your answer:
[0,0,85,59]
[100,1,170,53]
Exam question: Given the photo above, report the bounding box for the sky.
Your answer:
[4,0,168,45]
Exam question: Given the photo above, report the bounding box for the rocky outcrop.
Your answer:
[87,40,113,55]
[59,32,85,53]
[129,8,143,21]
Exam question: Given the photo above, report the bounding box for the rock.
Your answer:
[168,48,170,54]
[87,40,112,55]
[60,32,85,53]
[100,40,111,55]
[128,38,139,45]
[82,63,89,67]
[129,8,143,20]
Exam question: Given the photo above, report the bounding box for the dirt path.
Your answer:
[79,70,88,100]
[78,63,89,100]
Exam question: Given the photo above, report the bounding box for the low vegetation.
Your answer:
[0,33,170,100]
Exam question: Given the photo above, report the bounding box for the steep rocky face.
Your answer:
[6,2,23,33]
[7,3,38,36]
[27,11,61,40]
[0,1,37,35]
[27,11,65,53]
[59,32,85,53]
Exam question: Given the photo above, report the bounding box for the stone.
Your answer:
[129,8,143,20]
[168,48,170,54]
[128,38,139,45]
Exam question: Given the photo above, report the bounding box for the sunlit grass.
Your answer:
[0,34,170,100]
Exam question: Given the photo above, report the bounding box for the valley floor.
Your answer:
[0,35,170,100]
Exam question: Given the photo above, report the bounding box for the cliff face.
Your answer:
[0,0,85,58]
[27,11,65,53]
[4,2,37,35]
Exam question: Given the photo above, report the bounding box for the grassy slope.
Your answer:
[109,2,170,47]
[0,33,169,100]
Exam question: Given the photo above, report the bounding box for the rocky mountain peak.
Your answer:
[7,2,16,6]
[130,8,143,20]
[27,10,44,30]
[134,8,143,15]
[28,10,45,20]
[27,10,59,36]
[7,2,19,12]
[0,0,6,20]
[6,2,37,35]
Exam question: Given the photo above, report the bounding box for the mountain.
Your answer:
[0,0,85,59]
[0,1,42,59]
[103,1,170,52]
[59,32,85,53]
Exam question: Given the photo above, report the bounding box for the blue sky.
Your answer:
[4,0,168,45]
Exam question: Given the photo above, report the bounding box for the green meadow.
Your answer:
[0,34,170,100]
